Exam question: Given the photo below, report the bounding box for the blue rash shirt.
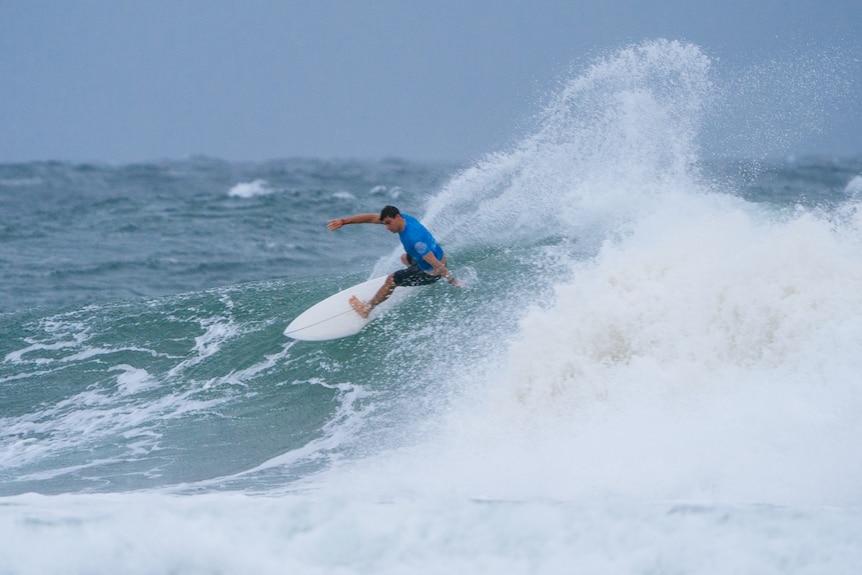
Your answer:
[399,214,444,272]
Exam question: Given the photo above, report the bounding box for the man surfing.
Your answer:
[327,205,459,318]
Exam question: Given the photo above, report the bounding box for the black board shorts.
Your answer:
[393,264,442,287]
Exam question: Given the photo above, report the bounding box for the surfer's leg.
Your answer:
[368,275,397,307]
[349,274,396,318]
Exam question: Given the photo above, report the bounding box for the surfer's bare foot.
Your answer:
[349,296,371,318]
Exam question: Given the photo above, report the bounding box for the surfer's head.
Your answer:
[380,205,405,233]
[379,205,400,221]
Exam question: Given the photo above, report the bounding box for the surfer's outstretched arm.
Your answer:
[327,214,381,230]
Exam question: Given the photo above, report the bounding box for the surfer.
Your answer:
[328,205,459,317]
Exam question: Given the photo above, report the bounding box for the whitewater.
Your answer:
[2,40,862,573]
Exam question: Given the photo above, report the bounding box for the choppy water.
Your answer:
[2,40,862,574]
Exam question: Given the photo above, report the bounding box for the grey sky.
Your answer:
[1,1,860,163]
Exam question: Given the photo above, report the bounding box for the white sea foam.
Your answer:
[110,364,158,395]
[352,40,862,508]
[1,492,860,575]
[228,179,273,198]
[427,194,862,505]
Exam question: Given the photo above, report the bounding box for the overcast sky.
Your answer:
[1,1,860,163]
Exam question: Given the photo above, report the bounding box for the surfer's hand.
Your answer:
[327,218,346,231]
[442,272,460,287]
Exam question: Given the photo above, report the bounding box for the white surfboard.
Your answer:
[284,275,415,341]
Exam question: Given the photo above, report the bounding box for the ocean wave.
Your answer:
[228,179,274,198]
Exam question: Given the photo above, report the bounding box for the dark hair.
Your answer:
[379,205,400,221]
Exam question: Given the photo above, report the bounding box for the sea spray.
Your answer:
[348,41,862,507]
[421,40,711,252]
